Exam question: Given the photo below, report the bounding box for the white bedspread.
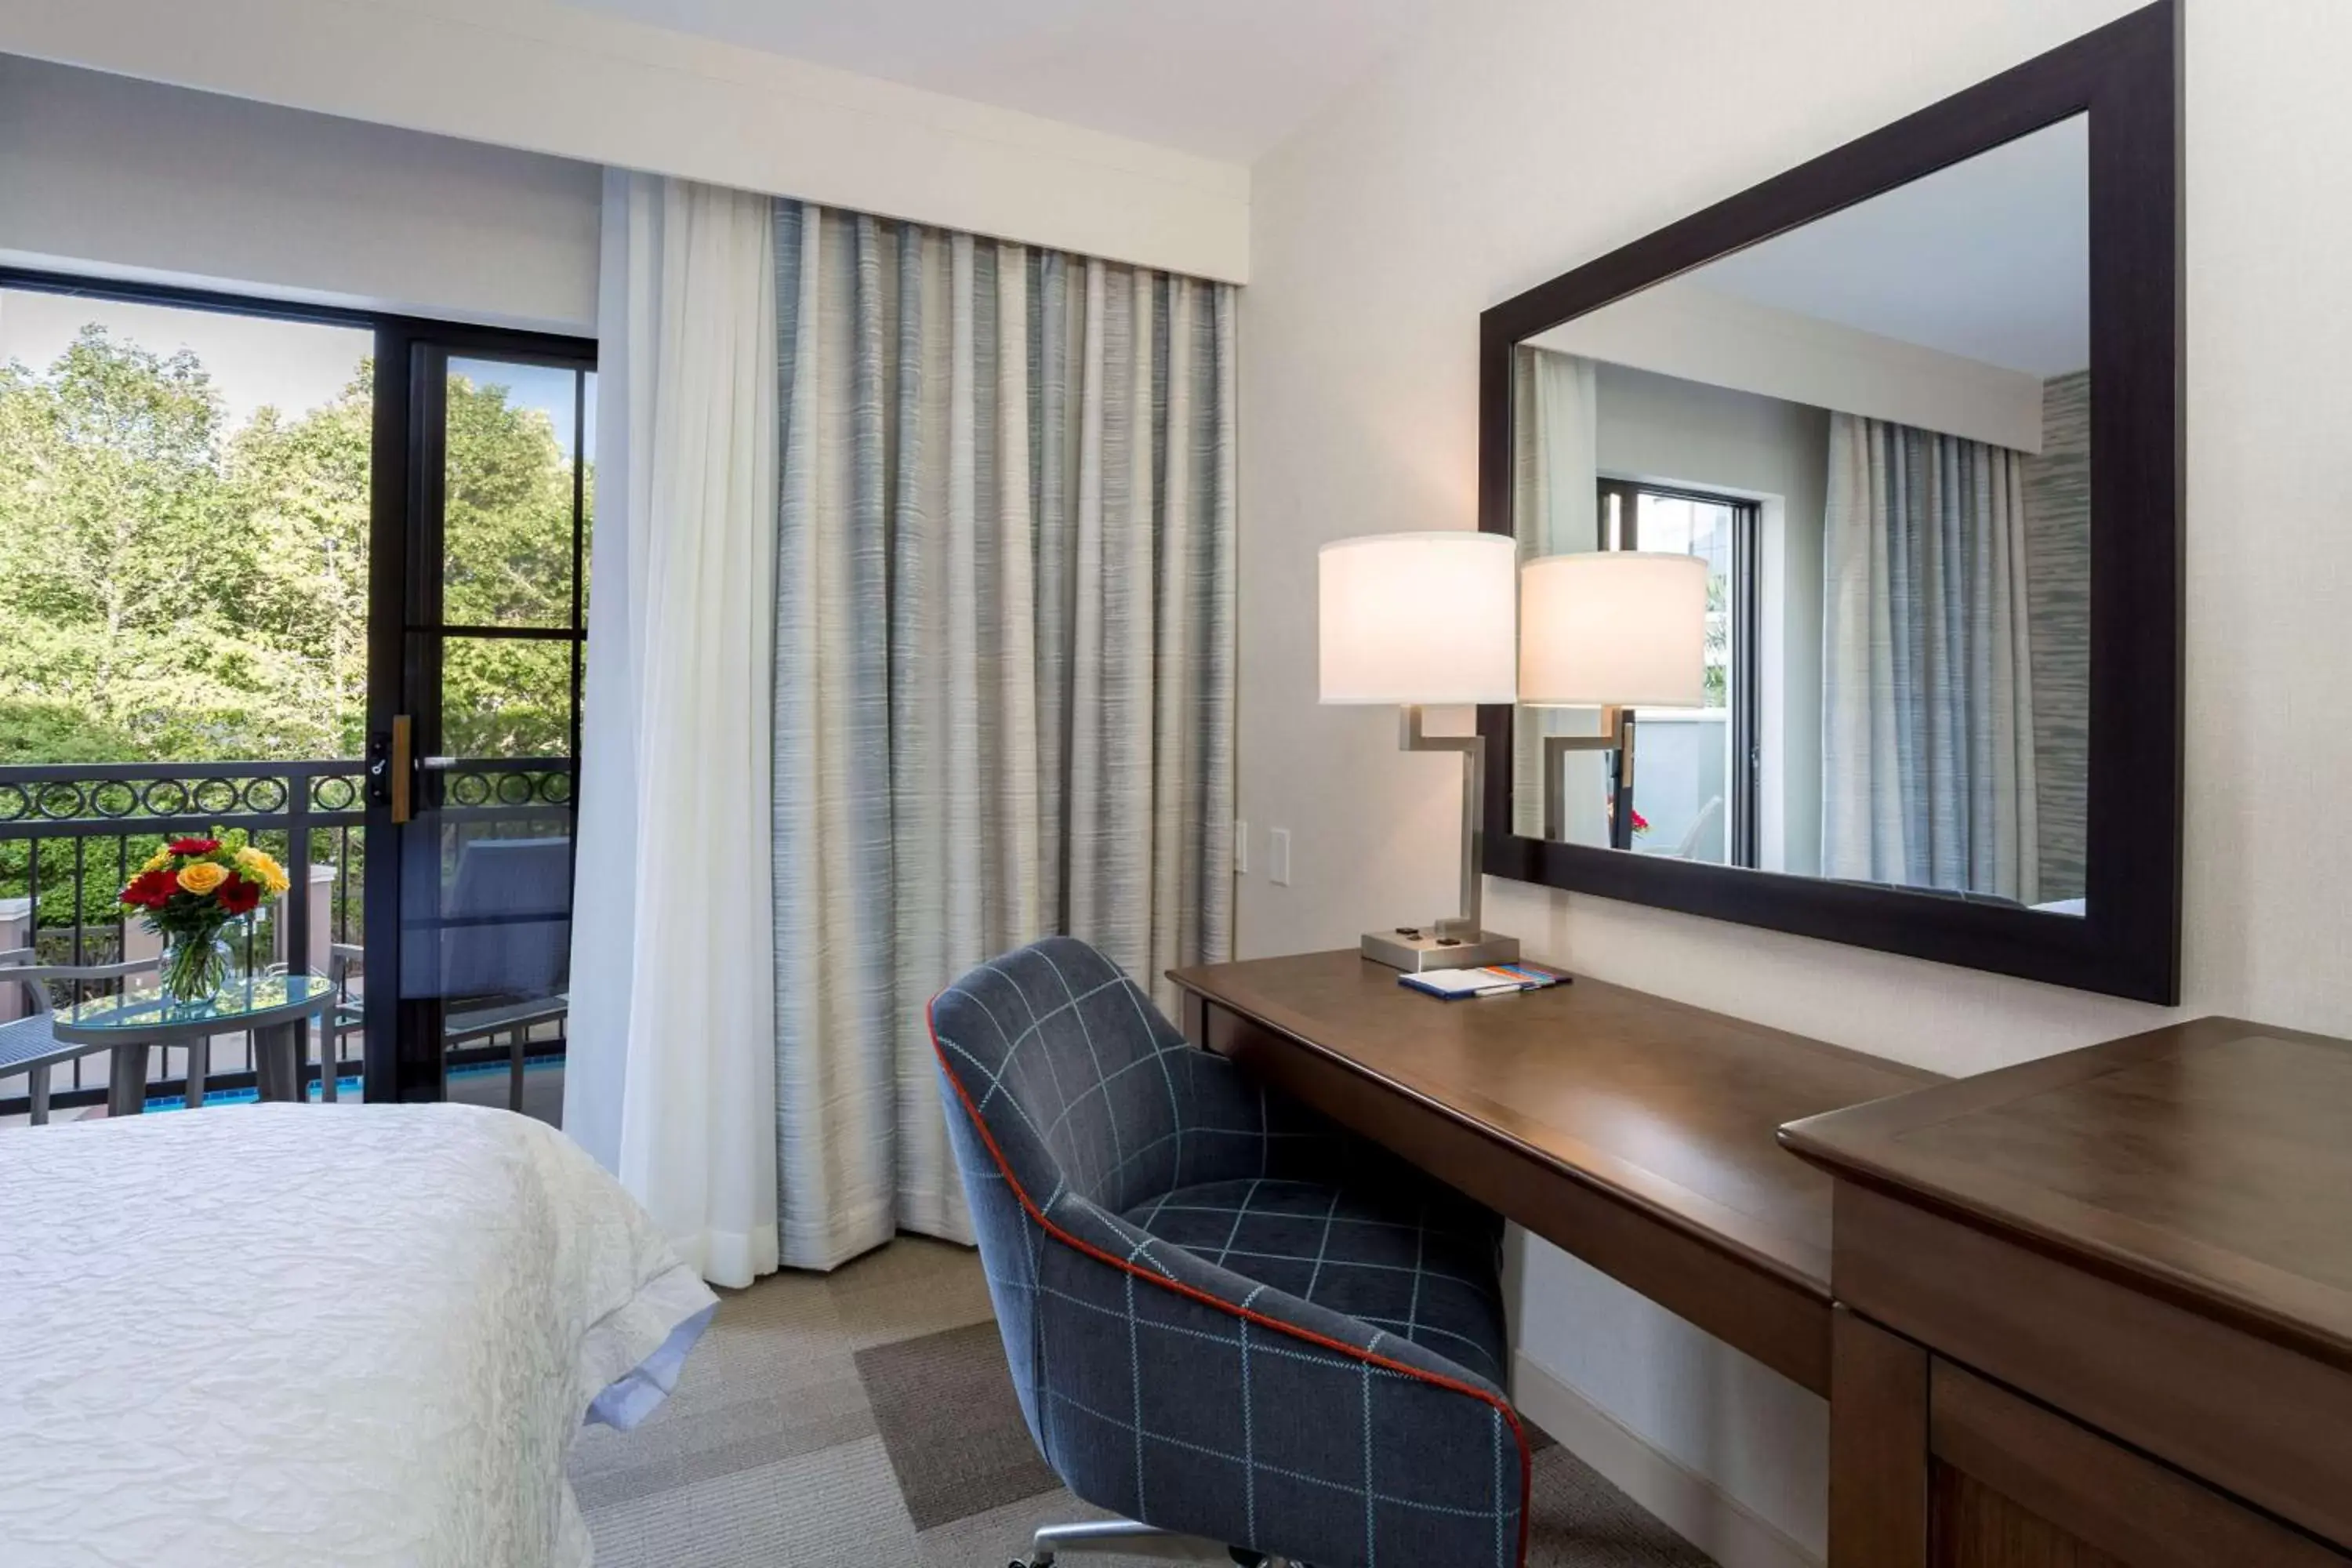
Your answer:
[0,1104,718,1568]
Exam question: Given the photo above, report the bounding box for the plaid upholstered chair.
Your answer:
[930,937,1531,1568]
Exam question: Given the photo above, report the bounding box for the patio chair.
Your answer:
[0,949,162,1126]
[325,941,561,1112]
[317,942,367,1102]
[441,837,569,1113]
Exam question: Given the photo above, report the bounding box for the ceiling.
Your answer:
[1698,114,2090,377]
[553,0,1437,162]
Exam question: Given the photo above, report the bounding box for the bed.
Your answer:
[0,1102,717,1567]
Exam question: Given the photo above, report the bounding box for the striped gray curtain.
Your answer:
[770,201,1237,1269]
[1821,412,2038,903]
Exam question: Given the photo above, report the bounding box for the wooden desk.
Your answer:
[1168,950,1940,1395]
[1783,1017,2352,1566]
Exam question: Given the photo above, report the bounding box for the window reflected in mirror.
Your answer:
[1510,114,2090,916]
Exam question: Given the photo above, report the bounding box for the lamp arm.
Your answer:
[1541,706,1634,844]
[1399,706,1487,938]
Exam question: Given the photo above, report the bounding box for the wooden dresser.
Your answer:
[1781,1017,2352,1567]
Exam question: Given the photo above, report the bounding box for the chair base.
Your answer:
[1013,1517,1290,1568]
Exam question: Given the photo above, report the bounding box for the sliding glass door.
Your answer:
[0,267,591,1122]
[365,327,594,1110]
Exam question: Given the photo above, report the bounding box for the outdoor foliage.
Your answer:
[0,321,586,931]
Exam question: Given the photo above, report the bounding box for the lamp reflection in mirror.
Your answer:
[1519,551,1709,849]
[1319,532,1522,971]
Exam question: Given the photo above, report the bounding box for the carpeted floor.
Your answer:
[570,1236,1716,1567]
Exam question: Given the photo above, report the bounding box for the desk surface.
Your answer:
[1170,950,1940,1391]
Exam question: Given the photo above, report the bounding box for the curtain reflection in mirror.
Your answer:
[1821,414,2038,902]
[1509,347,1608,844]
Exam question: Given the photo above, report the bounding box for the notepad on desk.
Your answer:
[1399,964,1566,1000]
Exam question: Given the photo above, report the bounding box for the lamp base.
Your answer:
[1359,927,1523,973]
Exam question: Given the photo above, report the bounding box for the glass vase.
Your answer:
[158,925,236,1006]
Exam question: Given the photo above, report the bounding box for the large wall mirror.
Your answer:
[1479,0,2180,1002]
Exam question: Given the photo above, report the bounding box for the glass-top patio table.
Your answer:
[49,973,337,1116]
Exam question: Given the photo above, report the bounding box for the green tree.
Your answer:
[0,328,283,760]
[0,338,587,768]
[224,376,374,757]
[437,371,585,759]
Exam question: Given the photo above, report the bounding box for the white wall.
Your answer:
[0,53,601,332]
[1537,281,2046,452]
[1241,0,2352,1556]
[0,0,1250,285]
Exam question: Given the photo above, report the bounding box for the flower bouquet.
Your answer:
[120,833,292,1004]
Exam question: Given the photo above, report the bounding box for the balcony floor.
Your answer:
[0,1051,564,1131]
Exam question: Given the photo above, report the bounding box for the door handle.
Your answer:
[389,715,412,825]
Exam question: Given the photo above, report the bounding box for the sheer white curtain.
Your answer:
[1821,411,2038,902]
[1509,347,1607,844]
[565,171,781,1287]
[771,205,1237,1270]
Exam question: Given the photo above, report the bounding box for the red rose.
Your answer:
[122,869,179,909]
[166,837,220,855]
[216,874,262,916]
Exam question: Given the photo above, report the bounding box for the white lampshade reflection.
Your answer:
[1519,551,1708,707]
[1319,532,1519,705]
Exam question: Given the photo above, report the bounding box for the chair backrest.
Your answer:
[1,955,159,1016]
[929,936,1196,1219]
[0,947,30,1018]
[432,837,571,1000]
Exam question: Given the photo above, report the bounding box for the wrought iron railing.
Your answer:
[0,757,570,1118]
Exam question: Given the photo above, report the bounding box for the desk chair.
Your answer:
[931,938,1530,1568]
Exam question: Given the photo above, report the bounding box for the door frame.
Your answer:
[364,319,597,1102]
[0,264,595,1105]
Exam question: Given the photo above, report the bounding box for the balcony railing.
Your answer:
[0,757,570,1118]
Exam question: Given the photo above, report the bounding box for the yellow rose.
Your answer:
[177,862,230,895]
[142,847,172,873]
[234,847,291,897]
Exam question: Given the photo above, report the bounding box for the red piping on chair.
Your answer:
[927,992,1534,1568]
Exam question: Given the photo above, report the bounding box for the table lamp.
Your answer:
[1319,531,1522,971]
[1518,551,1709,847]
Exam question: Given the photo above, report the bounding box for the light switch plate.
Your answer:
[1269,828,1292,887]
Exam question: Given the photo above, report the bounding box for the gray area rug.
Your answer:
[856,1320,1060,1529]
[571,1235,1715,1567]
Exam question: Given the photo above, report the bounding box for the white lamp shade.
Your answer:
[1519,551,1709,707]
[1319,532,1519,705]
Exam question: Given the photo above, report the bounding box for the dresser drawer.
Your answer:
[1928,1357,2347,1568]
[1835,1182,2352,1548]
[1830,1307,2349,1568]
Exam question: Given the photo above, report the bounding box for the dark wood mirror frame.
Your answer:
[1476,0,2181,1004]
